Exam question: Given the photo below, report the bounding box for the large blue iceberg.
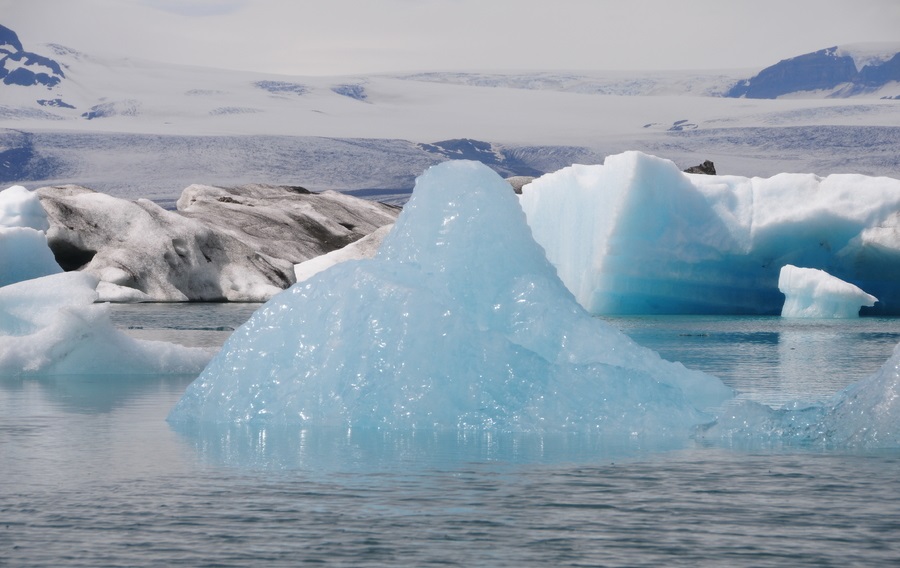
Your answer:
[170,160,900,448]
[169,161,733,435]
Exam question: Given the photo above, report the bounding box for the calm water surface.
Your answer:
[2,305,899,566]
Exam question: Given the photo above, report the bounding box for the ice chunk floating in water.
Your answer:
[169,161,733,436]
[0,272,212,376]
[778,264,877,318]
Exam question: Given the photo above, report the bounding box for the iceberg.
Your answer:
[170,161,734,435]
[0,271,212,376]
[778,264,878,318]
[0,185,62,287]
[1,184,212,375]
[35,183,398,302]
[519,151,900,315]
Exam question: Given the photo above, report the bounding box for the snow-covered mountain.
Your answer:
[726,43,900,99]
[1,23,899,203]
[0,24,65,90]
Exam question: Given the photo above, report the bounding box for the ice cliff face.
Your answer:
[519,151,900,316]
[176,183,398,260]
[35,183,398,302]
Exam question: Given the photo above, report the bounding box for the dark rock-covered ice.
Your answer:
[35,183,398,301]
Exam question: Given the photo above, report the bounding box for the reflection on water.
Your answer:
[110,302,263,348]
[0,373,198,414]
[4,371,900,567]
[3,312,900,566]
[608,315,899,407]
[171,423,692,472]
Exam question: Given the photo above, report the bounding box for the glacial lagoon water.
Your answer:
[2,304,899,566]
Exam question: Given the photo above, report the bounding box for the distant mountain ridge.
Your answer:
[1,23,899,201]
[727,44,900,99]
[0,24,65,88]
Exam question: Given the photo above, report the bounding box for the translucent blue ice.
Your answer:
[169,161,734,435]
[170,160,900,448]
[519,151,900,315]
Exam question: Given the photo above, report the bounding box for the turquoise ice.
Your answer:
[169,161,733,435]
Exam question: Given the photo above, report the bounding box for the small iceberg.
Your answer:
[0,272,212,376]
[779,264,878,318]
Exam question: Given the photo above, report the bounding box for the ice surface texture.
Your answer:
[35,183,397,302]
[0,185,62,287]
[169,161,733,435]
[0,272,212,376]
[1,183,213,374]
[520,151,900,315]
[779,264,878,318]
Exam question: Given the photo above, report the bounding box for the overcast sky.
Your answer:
[4,0,900,75]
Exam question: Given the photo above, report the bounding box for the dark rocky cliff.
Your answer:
[727,46,900,99]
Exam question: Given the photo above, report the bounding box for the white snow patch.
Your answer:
[836,42,900,72]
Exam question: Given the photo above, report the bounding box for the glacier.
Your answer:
[519,151,900,316]
[778,264,878,318]
[0,184,62,287]
[169,160,734,435]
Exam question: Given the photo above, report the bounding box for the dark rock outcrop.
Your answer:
[506,176,535,194]
[0,24,65,89]
[683,160,716,175]
[418,138,545,178]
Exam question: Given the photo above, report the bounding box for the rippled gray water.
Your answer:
[2,307,899,566]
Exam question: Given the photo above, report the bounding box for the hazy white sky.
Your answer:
[4,0,900,75]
